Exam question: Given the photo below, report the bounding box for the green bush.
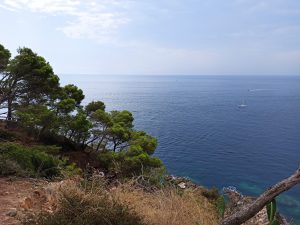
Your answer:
[0,129,17,141]
[0,155,30,176]
[39,132,80,152]
[97,150,118,169]
[0,143,61,177]
[216,195,226,218]
[0,142,77,178]
[97,149,163,177]
[62,163,82,177]
[266,199,280,225]
[32,145,61,154]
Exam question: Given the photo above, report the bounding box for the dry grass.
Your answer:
[23,179,146,225]
[22,178,219,225]
[111,183,219,225]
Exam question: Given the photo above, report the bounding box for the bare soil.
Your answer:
[0,177,50,225]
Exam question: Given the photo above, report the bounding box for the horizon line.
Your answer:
[59,74,300,76]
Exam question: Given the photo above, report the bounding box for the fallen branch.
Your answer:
[219,166,300,225]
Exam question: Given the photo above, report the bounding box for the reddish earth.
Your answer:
[0,177,56,225]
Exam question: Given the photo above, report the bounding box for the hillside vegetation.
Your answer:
[0,43,163,179]
[1,44,298,225]
[0,44,222,225]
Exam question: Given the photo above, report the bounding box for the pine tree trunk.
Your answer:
[7,98,12,121]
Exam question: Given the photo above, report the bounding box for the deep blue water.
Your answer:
[61,75,300,223]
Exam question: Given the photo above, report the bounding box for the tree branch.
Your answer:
[219,166,300,225]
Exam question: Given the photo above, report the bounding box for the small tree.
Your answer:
[85,101,105,116]
[110,110,134,129]
[0,44,10,72]
[15,104,58,138]
[60,84,84,106]
[62,110,92,145]
[56,98,77,114]
[85,107,135,152]
[87,108,112,150]
[108,123,132,152]
[2,47,60,121]
[0,44,11,110]
[129,131,158,155]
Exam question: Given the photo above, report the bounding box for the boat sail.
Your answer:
[238,100,247,108]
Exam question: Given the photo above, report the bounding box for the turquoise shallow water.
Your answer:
[61,75,300,223]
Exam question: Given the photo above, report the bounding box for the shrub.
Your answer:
[32,145,61,154]
[62,163,82,177]
[97,149,164,177]
[97,150,118,170]
[201,187,220,201]
[0,129,17,141]
[0,142,77,178]
[0,155,29,176]
[23,182,146,225]
[0,143,61,177]
[113,183,219,225]
[216,195,226,218]
[39,132,79,152]
[266,199,280,225]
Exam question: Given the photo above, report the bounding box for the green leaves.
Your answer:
[130,131,158,155]
[57,98,77,114]
[93,110,161,177]
[0,142,64,178]
[61,84,84,105]
[67,111,92,140]
[216,196,226,218]
[1,46,60,120]
[266,199,279,225]
[0,44,11,72]
[267,199,277,222]
[8,47,58,92]
[110,110,134,129]
[109,124,131,140]
[97,149,163,177]
[85,101,105,115]
[91,109,112,126]
[15,104,58,135]
[86,101,159,172]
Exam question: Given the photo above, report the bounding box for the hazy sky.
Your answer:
[0,0,299,75]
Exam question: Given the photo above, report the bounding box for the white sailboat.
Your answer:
[238,100,247,108]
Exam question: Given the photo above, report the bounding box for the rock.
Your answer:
[45,209,53,214]
[178,182,186,189]
[20,197,33,210]
[33,190,41,197]
[92,170,105,179]
[6,208,17,217]
[99,171,105,177]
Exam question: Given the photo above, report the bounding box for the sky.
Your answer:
[0,0,300,75]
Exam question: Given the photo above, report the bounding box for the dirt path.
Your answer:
[0,177,51,225]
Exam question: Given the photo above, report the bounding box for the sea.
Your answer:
[61,75,300,223]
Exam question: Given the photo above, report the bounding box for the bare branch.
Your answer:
[219,166,300,225]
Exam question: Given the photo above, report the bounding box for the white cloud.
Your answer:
[59,11,129,43]
[0,0,131,43]
[2,0,80,13]
[0,3,16,11]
